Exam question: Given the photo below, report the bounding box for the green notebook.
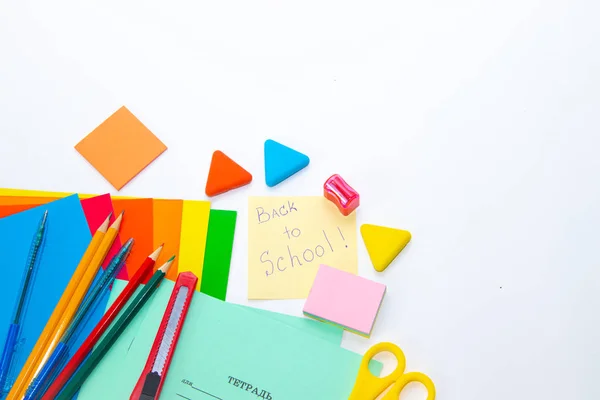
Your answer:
[78,279,381,399]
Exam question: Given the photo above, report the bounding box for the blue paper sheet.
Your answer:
[0,195,105,386]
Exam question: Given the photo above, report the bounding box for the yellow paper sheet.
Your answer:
[0,189,210,282]
[178,200,211,289]
[248,196,357,299]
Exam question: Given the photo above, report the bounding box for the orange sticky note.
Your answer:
[152,199,183,282]
[75,106,167,190]
[111,198,155,280]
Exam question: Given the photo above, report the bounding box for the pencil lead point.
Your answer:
[110,211,124,230]
[98,213,112,232]
[149,245,163,261]
[158,256,176,273]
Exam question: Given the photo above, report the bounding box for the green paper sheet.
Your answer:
[78,280,380,399]
[199,209,237,300]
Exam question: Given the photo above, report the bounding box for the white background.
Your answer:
[1,1,599,399]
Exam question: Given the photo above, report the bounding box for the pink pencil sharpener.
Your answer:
[323,174,360,216]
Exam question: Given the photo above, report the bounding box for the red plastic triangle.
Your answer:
[205,150,252,196]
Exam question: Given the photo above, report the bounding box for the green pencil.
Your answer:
[56,256,176,400]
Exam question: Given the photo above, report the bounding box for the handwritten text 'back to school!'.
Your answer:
[255,201,349,277]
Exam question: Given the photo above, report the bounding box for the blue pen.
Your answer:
[24,238,133,400]
[0,210,48,397]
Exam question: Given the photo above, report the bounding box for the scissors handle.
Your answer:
[383,371,436,400]
[348,342,435,400]
[348,342,407,400]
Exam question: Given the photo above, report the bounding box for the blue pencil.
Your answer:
[0,210,48,396]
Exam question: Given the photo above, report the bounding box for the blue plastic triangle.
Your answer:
[264,139,310,187]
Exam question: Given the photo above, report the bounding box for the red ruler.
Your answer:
[130,271,198,400]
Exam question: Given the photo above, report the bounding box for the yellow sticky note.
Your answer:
[178,200,211,288]
[248,196,357,299]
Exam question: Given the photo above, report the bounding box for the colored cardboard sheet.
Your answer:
[247,196,357,299]
[0,189,75,197]
[0,189,137,200]
[81,194,127,280]
[0,194,127,279]
[111,198,154,280]
[0,196,59,206]
[74,106,168,190]
[0,196,110,384]
[78,279,377,400]
[178,200,211,287]
[199,210,237,299]
[0,203,43,217]
[152,199,183,281]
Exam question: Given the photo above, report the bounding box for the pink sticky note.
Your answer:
[303,264,386,337]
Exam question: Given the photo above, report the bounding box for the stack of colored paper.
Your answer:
[0,188,238,300]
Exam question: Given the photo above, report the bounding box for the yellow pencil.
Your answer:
[7,212,124,400]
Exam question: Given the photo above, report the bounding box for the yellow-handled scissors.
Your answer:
[349,342,436,400]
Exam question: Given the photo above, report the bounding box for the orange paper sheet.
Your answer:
[0,204,40,218]
[152,199,183,281]
[111,198,154,280]
[0,196,60,206]
[0,203,44,216]
[74,106,168,190]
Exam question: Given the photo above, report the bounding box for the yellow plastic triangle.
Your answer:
[360,224,411,272]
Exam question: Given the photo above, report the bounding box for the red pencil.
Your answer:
[41,245,164,400]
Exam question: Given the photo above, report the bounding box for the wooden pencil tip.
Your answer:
[98,213,111,232]
[158,256,176,273]
[110,211,124,230]
[148,245,164,261]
